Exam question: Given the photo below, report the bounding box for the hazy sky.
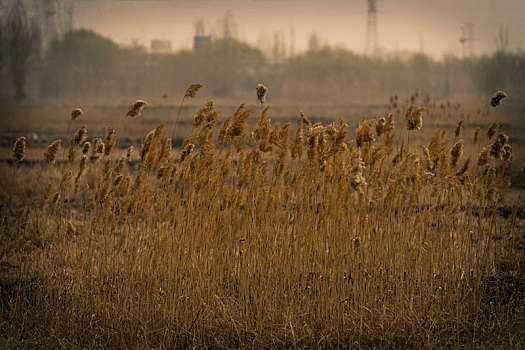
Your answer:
[74,0,525,57]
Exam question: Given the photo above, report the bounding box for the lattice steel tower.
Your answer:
[459,23,475,57]
[365,0,378,54]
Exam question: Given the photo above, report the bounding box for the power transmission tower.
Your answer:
[289,25,295,58]
[459,23,474,58]
[222,10,237,39]
[195,20,205,37]
[365,0,378,54]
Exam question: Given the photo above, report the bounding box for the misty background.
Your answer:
[0,0,524,104]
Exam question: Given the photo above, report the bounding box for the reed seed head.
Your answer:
[193,100,220,128]
[256,84,268,104]
[115,157,125,174]
[376,117,386,137]
[140,127,157,161]
[79,155,88,172]
[355,117,375,148]
[489,133,506,159]
[90,138,104,162]
[291,123,304,160]
[392,141,405,166]
[385,112,395,134]
[184,83,204,99]
[72,125,87,146]
[490,91,507,107]
[496,132,508,146]
[218,118,231,144]
[75,156,88,190]
[94,138,105,154]
[451,139,464,167]
[502,144,513,162]
[405,106,424,131]
[69,125,87,163]
[456,157,470,177]
[422,146,432,171]
[349,151,367,194]
[104,126,118,156]
[454,118,463,138]
[228,103,251,141]
[477,145,491,167]
[180,143,195,162]
[126,146,134,162]
[473,127,481,144]
[44,140,62,164]
[71,108,83,120]
[127,100,148,117]
[12,136,26,162]
[300,111,311,127]
[81,142,91,155]
[487,121,499,140]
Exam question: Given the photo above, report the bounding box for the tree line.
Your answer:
[1,7,524,103]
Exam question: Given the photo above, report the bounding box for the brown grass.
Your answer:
[1,91,524,349]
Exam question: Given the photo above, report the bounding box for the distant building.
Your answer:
[130,39,146,52]
[194,35,211,51]
[151,39,172,54]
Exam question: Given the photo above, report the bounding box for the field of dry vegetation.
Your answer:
[1,86,524,348]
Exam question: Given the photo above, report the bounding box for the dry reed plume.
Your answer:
[184,83,204,99]
[68,125,87,163]
[44,140,62,164]
[172,83,205,138]
[126,99,148,118]
[70,107,83,120]
[256,83,268,103]
[12,136,26,162]
[490,90,507,107]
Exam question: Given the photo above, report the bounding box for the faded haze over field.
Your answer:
[1,0,524,105]
[75,0,525,56]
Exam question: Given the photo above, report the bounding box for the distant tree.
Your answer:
[156,38,266,97]
[40,29,143,98]
[2,1,41,100]
[0,16,5,72]
[495,25,509,53]
[473,51,525,95]
[308,33,320,52]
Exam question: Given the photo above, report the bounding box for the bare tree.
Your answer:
[0,16,7,98]
[3,1,41,100]
[495,25,509,53]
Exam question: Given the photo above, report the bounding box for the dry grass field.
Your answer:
[1,88,524,348]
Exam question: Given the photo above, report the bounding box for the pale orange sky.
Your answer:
[74,0,525,57]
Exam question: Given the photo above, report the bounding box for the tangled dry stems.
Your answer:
[1,93,524,349]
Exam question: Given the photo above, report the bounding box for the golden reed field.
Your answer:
[1,85,524,348]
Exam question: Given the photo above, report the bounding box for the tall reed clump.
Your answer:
[2,90,524,349]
